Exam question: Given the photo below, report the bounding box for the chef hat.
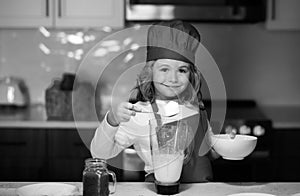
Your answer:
[146,20,201,65]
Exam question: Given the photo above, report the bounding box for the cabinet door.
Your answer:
[47,129,123,181]
[47,129,93,181]
[48,129,93,159]
[0,129,46,181]
[55,0,124,28]
[266,0,300,30]
[0,0,53,28]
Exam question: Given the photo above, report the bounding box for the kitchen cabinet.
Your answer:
[266,0,300,30]
[272,128,300,181]
[0,0,124,28]
[47,129,93,181]
[0,0,53,27]
[0,129,47,181]
[54,0,124,28]
[46,128,123,181]
[212,154,274,182]
[0,127,123,182]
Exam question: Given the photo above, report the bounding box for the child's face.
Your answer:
[152,59,190,100]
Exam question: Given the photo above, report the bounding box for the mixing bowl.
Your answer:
[211,134,257,160]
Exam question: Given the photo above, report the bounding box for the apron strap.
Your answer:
[151,100,162,126]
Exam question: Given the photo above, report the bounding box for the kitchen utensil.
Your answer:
[137,100,180,117]
[149,118,191,195]
[83,158,116,196]
[60,73,75,91]
[225,125,237,139]
[211,134,257,160]
[45,79,73,120]
[137,110,178,117]
[0,76,30,107]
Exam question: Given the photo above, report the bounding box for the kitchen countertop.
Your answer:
[262,106,300,129]
[1,104,300,130]
[1,182,300,196]
[0,104,100,129]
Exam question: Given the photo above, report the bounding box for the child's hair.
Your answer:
[129,60,203,107]
[129,60,203,163]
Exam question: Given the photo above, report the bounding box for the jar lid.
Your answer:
[85,158,107,167]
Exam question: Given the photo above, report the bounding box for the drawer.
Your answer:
[0,158,45,181]
[0,129,46,158]
[47,158,86,181]
[48,129,93,158]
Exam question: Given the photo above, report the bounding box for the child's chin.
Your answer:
[157,89,183,99]
[162,93,180,99]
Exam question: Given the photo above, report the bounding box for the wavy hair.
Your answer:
[129,60,205,164]
[129,60,203,107]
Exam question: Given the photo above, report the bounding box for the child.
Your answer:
[90,20,218,182]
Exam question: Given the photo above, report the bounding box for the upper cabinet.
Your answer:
[55,0,124,28]
[0,0,124,28]
[266,0,300,30]
[0,0,53,27]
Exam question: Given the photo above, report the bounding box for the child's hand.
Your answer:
[107,102,142,126]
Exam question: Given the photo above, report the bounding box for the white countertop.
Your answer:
[1,182,300,196]
[262,106,300,129]
[0,104,100,129]
[1,105,300,130]
[0,120,99,129]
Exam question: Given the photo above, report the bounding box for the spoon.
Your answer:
[225,126,237,139]
[135,101,180,117]
[137,110,179,117]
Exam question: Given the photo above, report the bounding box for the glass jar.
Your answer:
[83,158,116,196]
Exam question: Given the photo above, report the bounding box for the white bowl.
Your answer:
[227,193,276,196]
[211,134,257,160]
[16,182,79,196]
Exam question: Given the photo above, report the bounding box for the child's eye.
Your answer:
[160,68,169,72]
[179,68,188,73]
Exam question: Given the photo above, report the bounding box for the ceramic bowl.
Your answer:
[211,134,257,160]
[16,182,79,196]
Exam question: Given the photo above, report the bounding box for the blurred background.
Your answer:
[0,0,300,183]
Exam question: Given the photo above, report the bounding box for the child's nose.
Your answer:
[168,70,178,82]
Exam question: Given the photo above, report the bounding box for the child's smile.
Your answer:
[152,59,190,100]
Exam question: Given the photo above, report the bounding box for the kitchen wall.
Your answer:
[0,27,111,104]
[197,23,300,106]
[1,23,300,107]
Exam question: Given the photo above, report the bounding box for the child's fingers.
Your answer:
[123,108,136,116]
[132,105,142,112]
[119,103,136,117]
[123,102,134,110]
[124,103,142,112]
[120,114,131,122]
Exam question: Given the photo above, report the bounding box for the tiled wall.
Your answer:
[0,27,111,104]
[1,23,300,106]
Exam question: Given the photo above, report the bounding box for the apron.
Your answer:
[145,101,213,183]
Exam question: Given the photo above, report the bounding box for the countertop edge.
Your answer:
[273,122,300,129]
[262,106,300,129]
[1,182,300,196]
[0,121,100,129]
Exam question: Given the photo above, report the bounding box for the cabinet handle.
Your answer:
[58,0,62,17]
[0,142,26,146]
[73,142,84,147]
[231,0,240,16]
[45,0,49,17]
[271,0,276,20]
